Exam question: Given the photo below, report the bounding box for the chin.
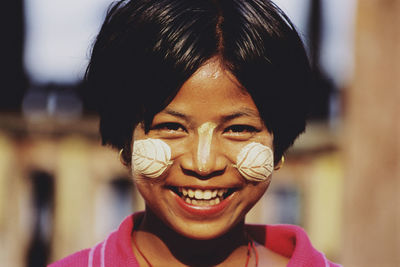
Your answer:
[176,224,228,240]
[164,212,245,241]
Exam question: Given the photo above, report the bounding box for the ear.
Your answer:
[119,148,130,166]
[274,155,285,170]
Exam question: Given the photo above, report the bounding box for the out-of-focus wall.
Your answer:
[0,117,145,266]
[342,1,400,266]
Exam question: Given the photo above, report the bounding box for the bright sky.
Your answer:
[274,0,357,87]
[23,0,115,84]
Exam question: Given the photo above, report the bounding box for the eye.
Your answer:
[224,125,258,133]
[223,125,260,140]
[151,122,188,138]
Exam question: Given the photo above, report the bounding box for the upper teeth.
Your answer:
[179,188,228,200]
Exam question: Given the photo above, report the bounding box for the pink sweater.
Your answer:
[49,212,341,267]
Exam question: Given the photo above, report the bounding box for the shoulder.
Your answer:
[47,248,91,267]
[246,223,342,267]
[48,213,140,267]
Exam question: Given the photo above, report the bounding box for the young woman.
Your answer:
[50,0,341,266]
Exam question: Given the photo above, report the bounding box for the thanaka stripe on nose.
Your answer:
[197,122,217,172]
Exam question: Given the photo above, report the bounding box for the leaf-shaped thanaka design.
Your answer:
[132,138,173,178]
[234,142,274,182]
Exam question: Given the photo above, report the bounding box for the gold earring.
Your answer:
[274,156,285,170]
[119,149,128,166]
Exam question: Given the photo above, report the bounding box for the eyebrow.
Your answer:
[163,107,259,123]
[163,109,192,122]
[220,108,260,123]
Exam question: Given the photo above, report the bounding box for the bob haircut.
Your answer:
[85,0,312,165]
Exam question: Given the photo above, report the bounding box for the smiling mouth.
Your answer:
[169,187,236,206]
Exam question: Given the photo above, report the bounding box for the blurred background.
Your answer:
[0,0,399,266]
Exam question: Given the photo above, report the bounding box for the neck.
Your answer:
[134,207,249,266]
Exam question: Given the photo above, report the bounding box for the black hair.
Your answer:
[85,0,312,165]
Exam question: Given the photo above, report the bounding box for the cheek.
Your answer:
[232,142,274,182]
[132,138,173,179]
[245,181,271,208]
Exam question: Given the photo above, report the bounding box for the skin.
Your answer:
[132,58,289,266]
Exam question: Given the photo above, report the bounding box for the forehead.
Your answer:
[162,60,261,121]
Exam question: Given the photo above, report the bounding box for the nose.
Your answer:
[180,122,227,178]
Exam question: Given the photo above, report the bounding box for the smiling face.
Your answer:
[132,59,274,240]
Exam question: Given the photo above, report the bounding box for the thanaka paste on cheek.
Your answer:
[132,138,173,178]
[233,142,274,182]
[197,122,217,172]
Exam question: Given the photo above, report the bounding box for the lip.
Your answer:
[173,190,235,216]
